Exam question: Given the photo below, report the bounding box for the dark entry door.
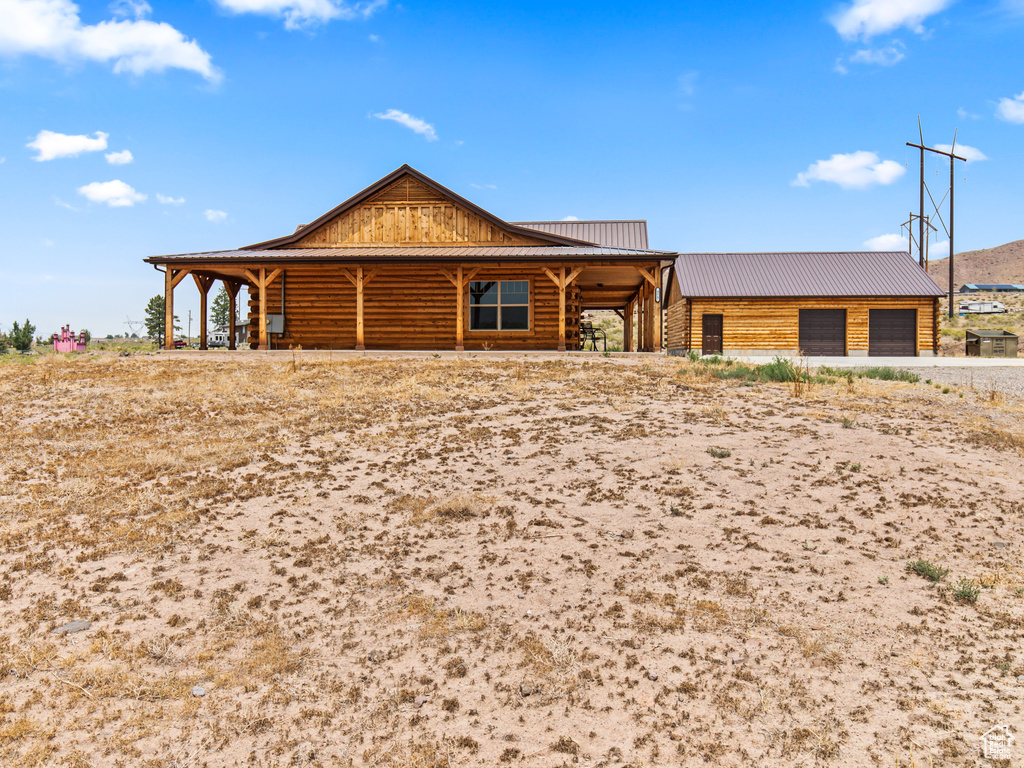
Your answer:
[869,309,916,356]
[799,309,846,355]
[702,314,723,355]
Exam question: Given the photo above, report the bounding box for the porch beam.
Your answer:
[223,280,239,350]
[192,274,214,350]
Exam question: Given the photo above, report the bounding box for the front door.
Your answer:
[702,314,723,355]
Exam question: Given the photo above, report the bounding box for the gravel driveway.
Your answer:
[898,365,1024,399]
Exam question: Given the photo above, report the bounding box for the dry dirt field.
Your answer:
[1,354,1023,767]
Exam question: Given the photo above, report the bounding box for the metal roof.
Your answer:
[145,245,675,264]
[512,220,649,250]
[672,252,944,298]
[960,284,1024,291]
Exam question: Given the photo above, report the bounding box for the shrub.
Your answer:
[757,357,799,383]
[707,447,731,458]
[905,559,949,583]
[952,579,980,605]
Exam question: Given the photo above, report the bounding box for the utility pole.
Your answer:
[906,119,967,318]
[188,310,192,344]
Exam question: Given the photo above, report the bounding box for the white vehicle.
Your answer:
[958,300,1007,315]
[209,331,230,347]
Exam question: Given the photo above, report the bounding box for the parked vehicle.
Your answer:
[173,339,188,349]
[209,332,230,348]
[958,300,1007,315]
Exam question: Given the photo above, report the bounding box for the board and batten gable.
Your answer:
[287,177,553,248]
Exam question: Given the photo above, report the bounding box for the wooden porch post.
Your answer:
[557,267,566,351]
[456,265,464,351]
[623,299,631,352]
[224,281,239,350]
[341,267,379,351]
[164,267,190,350]
[441,266,481,351]
[193,274,213,350]
[244,268,283,351]
[653,266,663,351]
[637,287,645,352]
[543,266,584,352]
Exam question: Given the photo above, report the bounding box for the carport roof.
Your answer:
[672,251,944,298]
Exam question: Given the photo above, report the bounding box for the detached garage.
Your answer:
[664,251,944,357]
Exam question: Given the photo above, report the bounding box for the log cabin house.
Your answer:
[664,251,944,357]
[144,165,675,352]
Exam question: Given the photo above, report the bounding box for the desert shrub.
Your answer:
[952,579,980,604]
[757,357,799,383]
[906,559,949,583]
[707,447,731,458]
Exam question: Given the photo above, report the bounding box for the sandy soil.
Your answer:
[1,354,1022,767]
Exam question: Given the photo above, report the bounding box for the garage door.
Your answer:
[869,309,916,356]
[799,309,846,355]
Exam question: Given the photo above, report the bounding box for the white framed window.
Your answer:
[469,280,530,331]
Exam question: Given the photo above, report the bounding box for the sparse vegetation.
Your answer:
[906,559,950,583]
[1,353,1021,766]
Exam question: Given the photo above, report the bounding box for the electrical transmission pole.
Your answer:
[906,118,967,318]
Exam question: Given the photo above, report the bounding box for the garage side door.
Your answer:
[869,309,916,356]
[799,309,846,355]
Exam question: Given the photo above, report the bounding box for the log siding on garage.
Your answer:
[679,297,938,355]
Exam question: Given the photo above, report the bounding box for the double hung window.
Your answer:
[469,280,529,331]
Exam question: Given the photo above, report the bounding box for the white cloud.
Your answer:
[864,233,907,251]
[77,179,146,207]
[156,193,185,205]
[957,107,980,120]
[933,143,987,162]
[53,195,78,210]
[27,129,108,161]
[368,33,379,42]
[562,215,579,221]
[470,183,496,190]
[105,149,133,164]
[204,208,228,222]
[831,0,953,40]
[214,0,387,30]
[996,91,1024,124]
[834,58,849,75]
[792,150,905,189]
[849,45,905,66]
[0,0,220,81]
[371,109,437,141]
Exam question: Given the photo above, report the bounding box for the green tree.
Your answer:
[211,286,232,331]
[8,319,36,351]
[144,295,180,346]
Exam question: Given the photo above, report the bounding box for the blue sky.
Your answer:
[2,0,1023,337]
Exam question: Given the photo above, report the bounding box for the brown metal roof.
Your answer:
[244,165,591,250]
[512,220,649,249]
[145,245,675,265]
[672,252,944,298]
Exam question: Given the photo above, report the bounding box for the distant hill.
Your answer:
[926,239,1024,291]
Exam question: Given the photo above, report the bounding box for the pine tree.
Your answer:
[144,295,180,345]
[211,286,232,331]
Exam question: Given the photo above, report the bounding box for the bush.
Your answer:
[818,366,920,384]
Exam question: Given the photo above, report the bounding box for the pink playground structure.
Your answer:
[52,325,87,353]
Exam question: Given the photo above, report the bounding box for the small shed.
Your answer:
[966,329,1018,357]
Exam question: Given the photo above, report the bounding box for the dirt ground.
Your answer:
[1,354,1023,767]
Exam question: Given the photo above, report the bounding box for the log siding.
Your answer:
[672,297,938,356]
